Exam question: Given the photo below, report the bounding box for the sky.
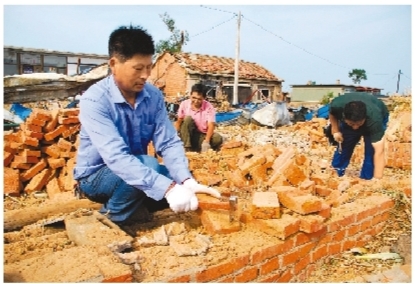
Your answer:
[2,3,413,95]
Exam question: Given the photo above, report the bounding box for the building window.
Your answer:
[21,53,41,65]
[4,50,17,64]
[44,55,67,67]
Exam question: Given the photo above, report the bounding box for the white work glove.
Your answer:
[333,132,343,143]
[201,141,211,153]
[183,178,221,199]
[165,184,199,213]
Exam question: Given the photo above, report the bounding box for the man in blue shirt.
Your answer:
[73,25,220,229]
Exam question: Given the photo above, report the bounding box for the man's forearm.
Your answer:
[205,124,214,141]
[372,139,385,179]
[329,114,340,134]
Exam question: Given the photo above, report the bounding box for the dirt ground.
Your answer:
[3,97,412,282]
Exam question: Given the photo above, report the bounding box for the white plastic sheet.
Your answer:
[251,102,291,127]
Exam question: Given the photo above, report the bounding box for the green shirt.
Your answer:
[329,92,389,143]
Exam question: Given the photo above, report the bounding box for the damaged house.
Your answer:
[148,52,284,103]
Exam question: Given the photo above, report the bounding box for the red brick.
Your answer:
[102,273,133,282]
[342,238,356,251]
[195,255,249,282]
[44,125,67,141]
[378,198,395,212]
[311,245,328,262]
[42,144,61,158]
[258,272,282,283]
[22,136,39,147]
[217,276,234,283]
[332,230,346,242]
[275,269,293,283]
[24,168,51,194]
[299,215,325,233]
[282,242,315,267]
[295,232,312,246]
[10,162,31,170]
[318,202,332,219]
[310,173,330,185]
[62,124,81,138]
[23,123,43,133]
[27,117,46,127]
[251,191,280,219]
[294,255,311,274]
[46,177,62,199]
[167,274,191,283]
[31,108,52,121]
[44,109,60,132]
[4,167,22,196]
[46,157,66,169]
[234,266,258,282]
[200,210,241,235]
[227,169,247,187]
[278,190,323,214]
[347,223,361,237]
[20,158,47,182]
[197,194,230,211]
[356,205,379,221]
[328,242,342,255]
[360,219,373,231]
[59,116,80,124]
[4,151,14,167]
[260,256,279,275]
[315,185,333,197]
[371,211,390,226]
[299,179,315,193]
[13,155,40,164]
[221,140,243,149]
[239,154,266,176]
[283,162,307,186]
[252,214,300,240]
[251,239,294,265]
[23,130,44,140]
[305,227,328,242]
[60,108,80,117]
[5,132,21,143]
[20,149,42,157]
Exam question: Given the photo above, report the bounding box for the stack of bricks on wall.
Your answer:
[3,96,411,283]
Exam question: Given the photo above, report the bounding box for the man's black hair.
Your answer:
[343,101,367,121]
[191,83,207,98]
[108,24,155,61]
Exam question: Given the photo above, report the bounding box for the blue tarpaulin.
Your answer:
[10,103,32,121]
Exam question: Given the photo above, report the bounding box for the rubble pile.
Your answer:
[4,108,80,198]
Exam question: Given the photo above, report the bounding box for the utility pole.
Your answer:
[232,11,241,105]
[396,69,402,94]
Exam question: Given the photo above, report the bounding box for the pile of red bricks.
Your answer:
[4,108,80,198]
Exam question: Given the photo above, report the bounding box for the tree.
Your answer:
[155,13,189,54]
[348,69,367,84]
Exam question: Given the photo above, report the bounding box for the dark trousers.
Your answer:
[179,116,223,151]
[331,115,389,180]
[77,155,170,223]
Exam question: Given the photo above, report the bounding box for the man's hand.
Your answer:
[183,178,221,199]
[201,141,211,153]
[165,184,198,213]
[333,132,343,143]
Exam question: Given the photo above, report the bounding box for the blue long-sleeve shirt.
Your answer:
[73,75,192,201]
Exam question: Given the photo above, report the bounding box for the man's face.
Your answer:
[190,92,204,109]
[109,54,153,96]
[345,119,365,130]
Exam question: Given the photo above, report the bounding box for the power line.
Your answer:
[190,15,236,38]
[199,5,237,15]
[198,5,406,80]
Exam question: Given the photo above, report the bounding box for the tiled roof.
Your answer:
[171,52,282,82]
